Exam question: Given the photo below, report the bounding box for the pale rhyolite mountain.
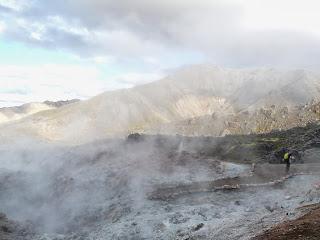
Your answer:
[1,65,320,144]
[0,99,80,125]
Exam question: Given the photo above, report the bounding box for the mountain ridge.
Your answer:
[1,65,320,144]
[0,99,80,125]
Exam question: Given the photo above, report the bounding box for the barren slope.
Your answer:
[253,204,320,240]
[0,99,79,125]
[1,66,320,144]
[1,124,320,239]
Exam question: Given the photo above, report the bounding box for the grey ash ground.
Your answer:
[1,123,320,239]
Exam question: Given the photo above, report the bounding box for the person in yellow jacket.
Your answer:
[283,152,292,173]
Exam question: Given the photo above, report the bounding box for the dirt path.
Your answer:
[148,164,320,201]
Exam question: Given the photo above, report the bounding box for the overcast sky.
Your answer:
[1,0,320,106]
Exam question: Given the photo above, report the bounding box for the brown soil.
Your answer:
[253,204,320,240]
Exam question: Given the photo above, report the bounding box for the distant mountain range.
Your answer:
[0,99,79,124]
[1,65,320,144]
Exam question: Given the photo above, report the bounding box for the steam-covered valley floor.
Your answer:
[1,124,320,239]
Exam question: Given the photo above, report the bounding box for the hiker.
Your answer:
[251,163,256,173]
[283,152,292,173]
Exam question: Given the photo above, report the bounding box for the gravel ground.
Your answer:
[0,132,320,239]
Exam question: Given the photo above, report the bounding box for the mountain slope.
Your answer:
[1,65,320,144]
[0,102,54,125]
[0,99,80,125]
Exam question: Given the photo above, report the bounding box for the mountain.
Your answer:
[151,100,320,136]
[0,99,80,125]
[0,102,54,125]
[1,65,320,144]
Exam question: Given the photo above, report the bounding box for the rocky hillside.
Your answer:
[1,65,320,144]
[151,100,320,136]
[253,203,320,240]
[0,99,79,125]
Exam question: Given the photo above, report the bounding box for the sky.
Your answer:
[1,0,320,107]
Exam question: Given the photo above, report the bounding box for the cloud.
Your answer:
[1,0,319,69]
[0,0,30,12]
[114,72,165,87]
[0,0,319,107]
[0,64,104,106]
[0,21,5,33]
[0,63,164,107]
